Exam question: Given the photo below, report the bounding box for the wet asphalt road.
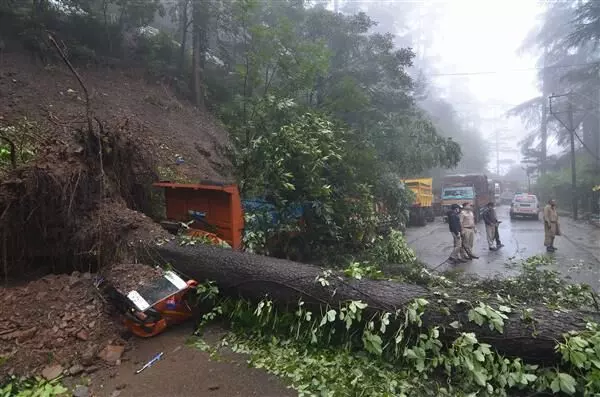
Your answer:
[405,205,600,289]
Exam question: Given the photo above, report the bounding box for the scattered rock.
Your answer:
[69,364,84,376]
[110,391,121,397]
[0,327,37,342]
[81,345,98,365]
[76,330,89,341]
[42,364,63,380]
[97,345,124,363]
[72,385,90,397]
[68,276,82,287]
[116,384,127,390]
[84,365,100,374]
[208,384,221,391]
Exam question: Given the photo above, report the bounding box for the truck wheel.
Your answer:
[417,208,426,226]
[426,209,435,222]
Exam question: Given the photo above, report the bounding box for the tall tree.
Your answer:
[191,0,209,107]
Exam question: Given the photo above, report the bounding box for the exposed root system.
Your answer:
[0,119,169,279]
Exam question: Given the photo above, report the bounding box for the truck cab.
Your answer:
[441,186,475,220]
[440,174,490,222]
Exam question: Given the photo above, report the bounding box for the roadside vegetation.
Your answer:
[190,233,600,396]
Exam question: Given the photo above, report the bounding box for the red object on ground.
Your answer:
[124,280,198,338]
[154,182,244,250]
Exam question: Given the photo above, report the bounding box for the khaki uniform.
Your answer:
[482,207,501,249]
[451,233,463,260]
[543,204,560,247]
[460,210,475,256]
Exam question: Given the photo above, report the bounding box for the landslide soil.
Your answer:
[0,49,244,389]
[1,267,294,397]
[0,51,234,183]
[0,270,125,377]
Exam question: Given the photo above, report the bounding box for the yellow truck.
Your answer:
[403,178,435,226]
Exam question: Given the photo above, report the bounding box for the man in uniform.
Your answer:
[448,204,467,263]
[459,202,479,259]
[543,199,560,252]
[482,202,503,251]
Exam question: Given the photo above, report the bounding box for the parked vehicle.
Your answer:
[510,194,540,220]
[441,174,491,222]
[402,178,435,226]
[499,190,515,205]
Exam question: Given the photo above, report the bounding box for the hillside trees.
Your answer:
[508,0,600,210]
[1,0,463,254]
[511,1,600,175]
[206,3,461,253]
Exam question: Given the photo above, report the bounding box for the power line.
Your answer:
[429,62,600,77]
[549,94,600,162]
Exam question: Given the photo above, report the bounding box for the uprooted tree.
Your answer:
[151,242,600,364]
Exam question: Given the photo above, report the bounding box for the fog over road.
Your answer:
[405,205,600,289]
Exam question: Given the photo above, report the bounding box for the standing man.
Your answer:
[543,199,560,252]
[482,202,504,251]
[460,202,479,259]
[448,204,467,263]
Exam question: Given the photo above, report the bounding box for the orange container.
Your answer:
[153,182,244,250]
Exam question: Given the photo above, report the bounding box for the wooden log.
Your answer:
[151,242,600,363]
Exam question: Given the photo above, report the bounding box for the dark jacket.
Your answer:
[482,207,497,226]
[448,211,461,235]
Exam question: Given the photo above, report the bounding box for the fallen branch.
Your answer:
[47,33,93,134]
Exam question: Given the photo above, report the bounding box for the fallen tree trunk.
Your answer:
[150,243,600,363]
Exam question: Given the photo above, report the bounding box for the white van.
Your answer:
[509,194,540,220]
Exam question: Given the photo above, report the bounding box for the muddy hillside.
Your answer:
[0,50,233,279]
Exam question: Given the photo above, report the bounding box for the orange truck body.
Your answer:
[153,182,244,250]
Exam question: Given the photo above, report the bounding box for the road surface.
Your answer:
[405,205,600,289]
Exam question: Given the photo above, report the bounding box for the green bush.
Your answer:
[370,229,417,265]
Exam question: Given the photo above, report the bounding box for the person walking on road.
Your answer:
[543,199,560,252]
[460,202,479,260]
[448,204,467,263]
[482,202,503,251]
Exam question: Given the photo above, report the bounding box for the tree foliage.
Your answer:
[512,0,600,177]
[2,0,465,255]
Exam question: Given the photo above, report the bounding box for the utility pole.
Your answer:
[495,129,500,176]
[333,0,339,13]
[568,101,578,220]
[540,48,549,175]
[549,94,579,220]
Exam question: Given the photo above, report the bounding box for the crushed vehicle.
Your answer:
[97,265,198,338]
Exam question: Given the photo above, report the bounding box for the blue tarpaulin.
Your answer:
[242,199,304,224]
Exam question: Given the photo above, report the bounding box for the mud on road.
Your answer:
[1,267,293,397]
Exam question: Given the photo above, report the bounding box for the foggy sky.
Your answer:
[428,0,542,174]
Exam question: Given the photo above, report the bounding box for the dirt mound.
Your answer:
[101,263,164,293]
[0,271,126,377]
[0,114,172,278]
[0,51,233,183]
